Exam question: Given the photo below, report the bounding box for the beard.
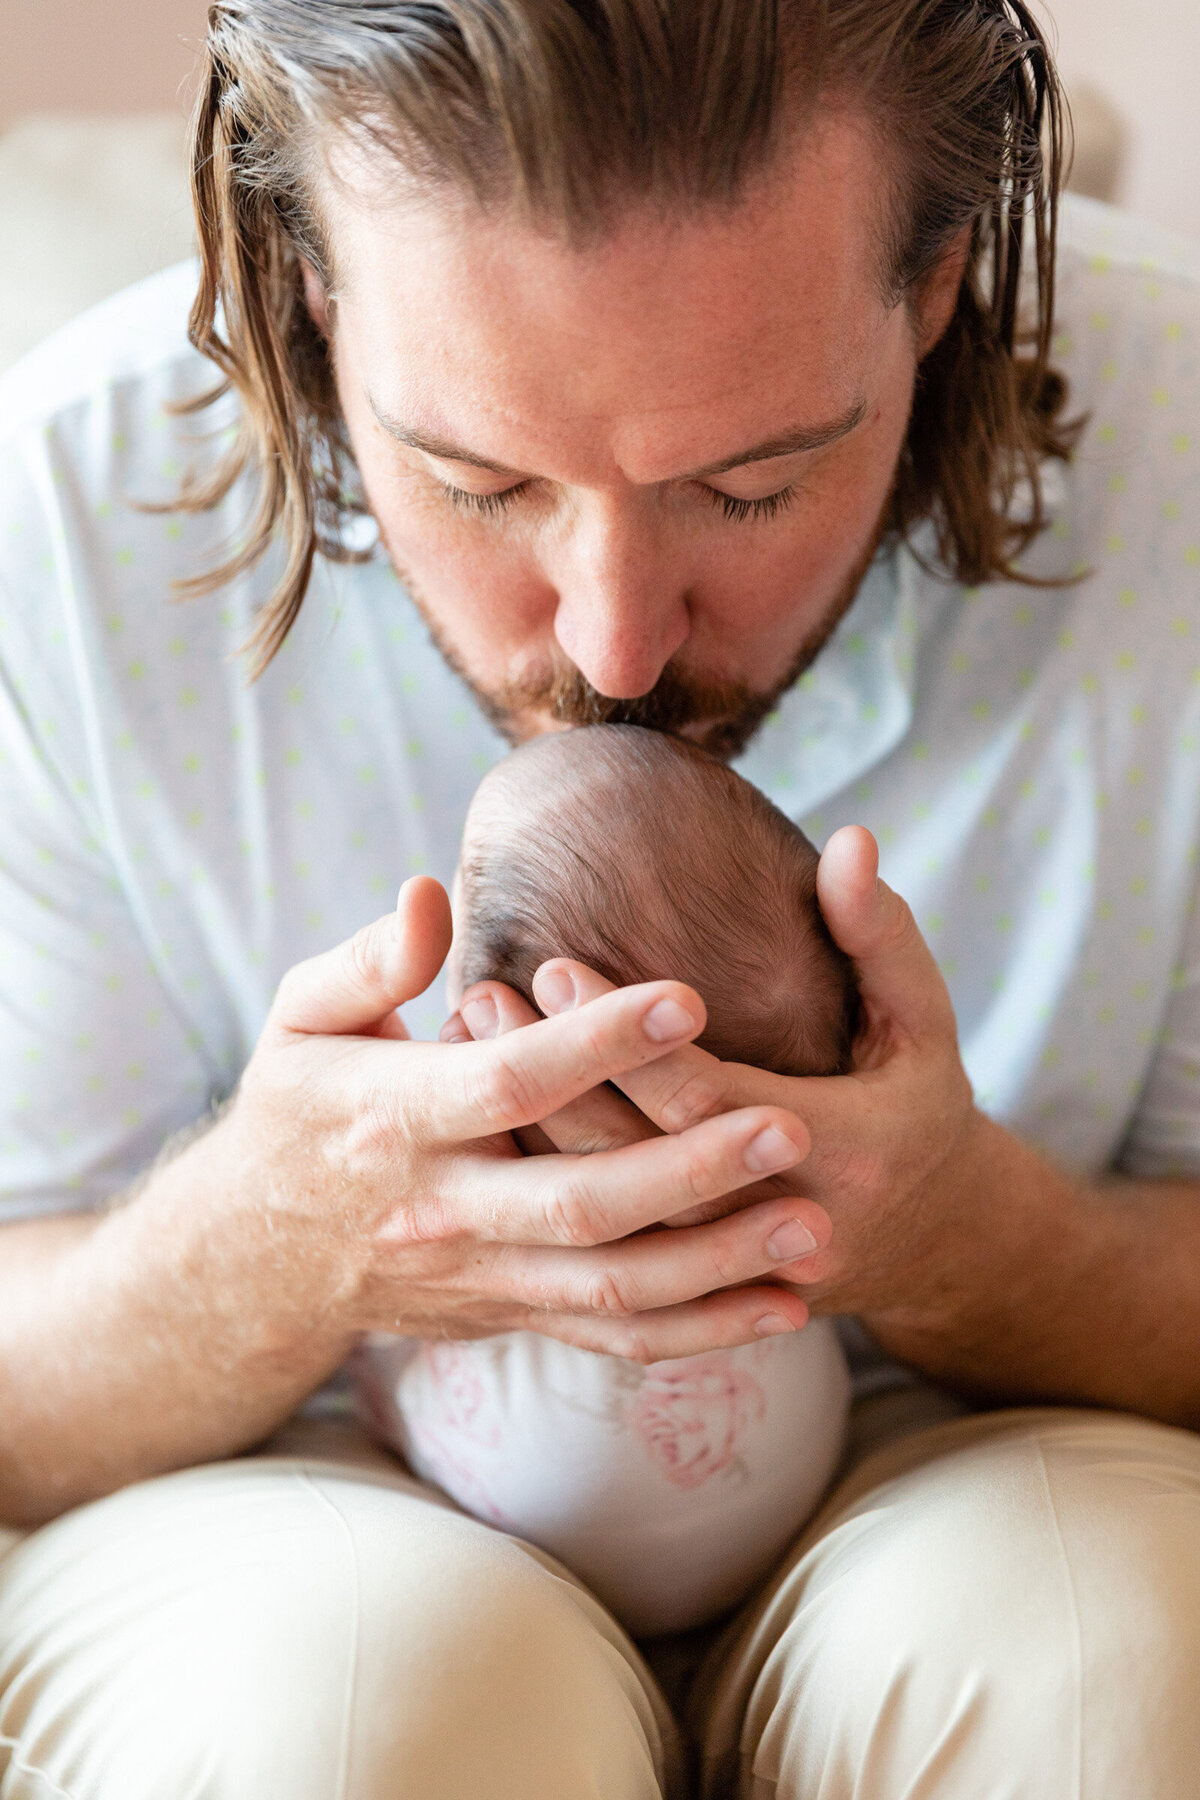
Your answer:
[386,529,885,762]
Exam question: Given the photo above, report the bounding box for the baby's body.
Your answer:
[354,726,859,1637]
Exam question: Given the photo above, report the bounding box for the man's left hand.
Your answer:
[450,825,1005,1331]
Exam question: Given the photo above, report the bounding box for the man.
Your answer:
[2,0,1200,1794]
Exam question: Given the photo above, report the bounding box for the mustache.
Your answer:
[489,661,779,760]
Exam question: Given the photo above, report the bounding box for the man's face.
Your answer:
[314,114,957,751]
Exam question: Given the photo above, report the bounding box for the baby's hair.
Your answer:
[458,725,859,1076]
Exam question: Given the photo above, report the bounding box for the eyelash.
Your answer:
[440,481,799,522]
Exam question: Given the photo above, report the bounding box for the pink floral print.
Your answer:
[630,1353,766,1489]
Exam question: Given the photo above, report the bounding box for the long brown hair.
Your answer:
[179,0,1077,672]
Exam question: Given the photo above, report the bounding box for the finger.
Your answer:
[538,1285,811,1363]
[461,976,659,1155]
[409,979,708,1145]
[494,1193,830,1317]
[456,1103,811,1246]
[816,827,956,1042]
[272,877,452,1039]
[535,960,776,1145]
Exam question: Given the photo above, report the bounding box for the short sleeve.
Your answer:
[0,587,214,1224]
[1121,869,1200,1179]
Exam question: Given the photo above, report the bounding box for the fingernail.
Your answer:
[744,1126,803,1174]
[755,1312,797,1338]
[439,1017,471,1045]
[767,1218,818,1261]
[461,995,499,1040]
[537,966,578,1014]
[643,997,700,1042]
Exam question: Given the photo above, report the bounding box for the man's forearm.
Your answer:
[865,1114,1200,1426]
[0,1120,357,1529]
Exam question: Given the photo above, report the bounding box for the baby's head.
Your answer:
[455,725,858,1077]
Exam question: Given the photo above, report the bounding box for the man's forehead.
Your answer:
[327,110,895,399]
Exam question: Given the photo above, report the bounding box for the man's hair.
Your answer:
[457,724,860,1076]
[180,0,1075,671]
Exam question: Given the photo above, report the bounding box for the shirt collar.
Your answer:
[735,542,922,820]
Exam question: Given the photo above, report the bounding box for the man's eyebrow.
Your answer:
[682,400,869,477]
[367,393,869,480]
[368,399,526,474]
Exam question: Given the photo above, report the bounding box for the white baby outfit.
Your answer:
[355,1325,849,1635]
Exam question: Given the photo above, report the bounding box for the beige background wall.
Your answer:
[0,0,1197,240]
[0,0,208,124]
[1039,0,1200,244]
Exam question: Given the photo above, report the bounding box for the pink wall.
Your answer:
[0,0,208,125]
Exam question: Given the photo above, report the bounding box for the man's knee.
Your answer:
[722,1411,1200,1797]
[0,1460,671,1800]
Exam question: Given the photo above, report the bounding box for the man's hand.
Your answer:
[452,828,979,1322]
[461,826,1200,1426]
[452,826,1142,1408]
[224,875,831,1363]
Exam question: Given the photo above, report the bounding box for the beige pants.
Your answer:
[2,1397,1200,1799]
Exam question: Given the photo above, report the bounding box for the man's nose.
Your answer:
[549,496,691,698]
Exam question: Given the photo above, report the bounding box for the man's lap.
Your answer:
[692,1399,1200,1797]
[3,1400,1200,1799]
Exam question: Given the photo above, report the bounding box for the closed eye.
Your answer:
[440,479,799,522]
[701,485,798,523]
[442,482,531,516]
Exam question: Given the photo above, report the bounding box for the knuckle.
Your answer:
[678,1144,717,1204]
[470,1050,549,1131]
[543,1172,609,1249]
[606,1320,656,1365]
[706,1239,744,1289]
[578,1267,637,1319]
[658,1070,727,1134]
[347,921,387,990]
[878,891,920,958]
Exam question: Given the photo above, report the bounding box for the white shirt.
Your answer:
[4,194,1200,1233]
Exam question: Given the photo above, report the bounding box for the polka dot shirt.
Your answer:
[3,196,1200,1223]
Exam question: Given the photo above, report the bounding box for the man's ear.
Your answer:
[301,259,331,337]
[912,226,972,360]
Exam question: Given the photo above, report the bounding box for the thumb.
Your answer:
[816,826,953,1040]
[271,876,453,1038]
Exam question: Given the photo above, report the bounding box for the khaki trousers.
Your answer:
[3,1397,1200,1799]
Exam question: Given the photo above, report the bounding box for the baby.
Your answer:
[354,725,858,1636]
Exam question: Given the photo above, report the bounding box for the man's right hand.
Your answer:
[227,877,828,1363]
